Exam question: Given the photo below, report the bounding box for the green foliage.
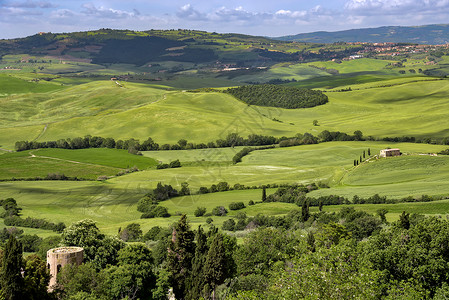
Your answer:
[60,219,125,269]
[144,226,162,241]
[203,233,228,296]
[212,206,228,216]
[118,223,142,242]
[140,206,170,219]
[55,262,103,299]
[166,214,195,299]
[23,255,52,300]
[236,228,303,275]
[267,242,382,299]
[225,84,328,109]
[222,219,236,231]
[194,207,207,217]
[1,235,25,300]
[229,202,246,211]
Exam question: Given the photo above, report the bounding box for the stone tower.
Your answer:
[46,247,84,288]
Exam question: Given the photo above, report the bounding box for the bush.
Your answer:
[229,202,246,211]
[248,200,255,206]
[141,206,170,218]
[206,217,213,224]
[212,206,228,216]
[222,219,236,231]
[144,226,162,241]
[194,207,207,217]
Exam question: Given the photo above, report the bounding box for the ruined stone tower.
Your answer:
[46,247,84,288]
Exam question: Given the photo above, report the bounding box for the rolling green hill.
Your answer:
[2,76,449,150]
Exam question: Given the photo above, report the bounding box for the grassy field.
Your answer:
[2,55,449,237]
[0,148,157,180]
[32,148,157,169]
[142,147,246,163]
[1,178,449,236]
[2,75,449,149]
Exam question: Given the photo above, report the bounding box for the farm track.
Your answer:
[28,150,116,168]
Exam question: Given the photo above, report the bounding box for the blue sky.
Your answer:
[1,0,449,39]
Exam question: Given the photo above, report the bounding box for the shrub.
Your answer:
[212,206,228,216]
[222,219,236,231]
[248,200,255,206]
[229,202,246,211]
[206,217,213,224]
[194,207,207,217]
[144,226,162,241]
[141,206,170,218]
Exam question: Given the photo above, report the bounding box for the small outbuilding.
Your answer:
[380,148,401,158]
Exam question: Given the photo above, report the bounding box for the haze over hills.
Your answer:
[275,24,449,45]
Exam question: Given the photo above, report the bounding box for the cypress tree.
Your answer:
[203,234,227,300]
[360,155,362,162]
[187,226,208,300]
[1,235,25,300]
[319,199,323,212]
[363,150,366,158]
[301,200,310,222]
[368,148,371,156]
[166,214,195,300]
[262,186,267,202]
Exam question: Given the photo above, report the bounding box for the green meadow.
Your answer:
[1,141,449,236]
[0,148,157,180]
[2,51,449,238]
[1,75,449,150]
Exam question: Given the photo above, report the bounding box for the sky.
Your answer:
[1,0,449,39]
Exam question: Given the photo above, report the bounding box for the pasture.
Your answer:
[0,148,157,180]
[2,76,449,150]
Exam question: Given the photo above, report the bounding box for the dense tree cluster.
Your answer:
[224,84,329,109]
[3,211,449,298]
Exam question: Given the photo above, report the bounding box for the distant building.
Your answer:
[47,247,84,289]
[380,148,401,157]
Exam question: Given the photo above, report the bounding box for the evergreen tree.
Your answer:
[1,235,25,300]
[204,234,227,300]
[301,200,310,222]
[187,226,208,300]
[360,155,362,162]
[319,199,323,212]
[368,148,371,156]
[167,214,195,300]
[262,186,267,202]
[363,150,366,158]
[398,211,410,230]
[353,160,356,166]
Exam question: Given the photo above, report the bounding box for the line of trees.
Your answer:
[15,130,449,154]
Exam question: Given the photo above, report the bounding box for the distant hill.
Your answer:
[0,29,362,67]
[275,24,449,45]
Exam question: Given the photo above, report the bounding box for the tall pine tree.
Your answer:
[166,214,195,300]
[1,235,25,300]
[262,186,267,202]
[187,226,208,300]
[204,234,227,300]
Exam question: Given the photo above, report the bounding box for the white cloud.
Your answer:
[81,3,139,19]
[176,4,206,20]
